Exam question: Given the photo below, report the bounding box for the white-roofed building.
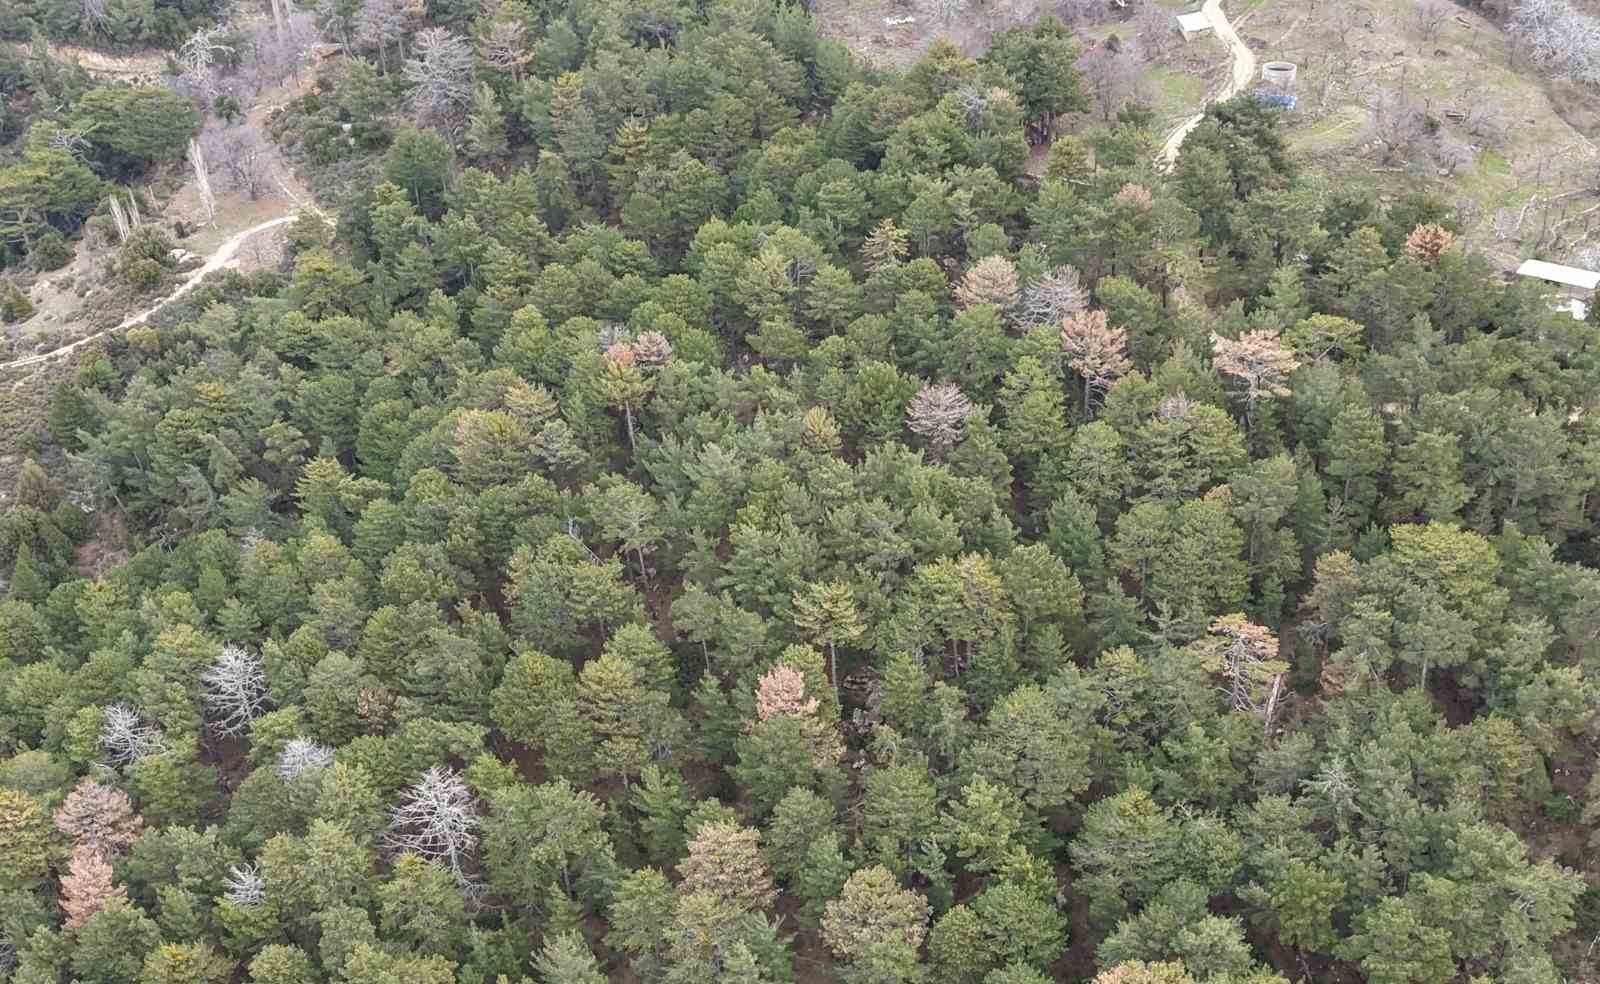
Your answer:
[1176,11,1212,40]
[1516,260,1598,321]
[1516,259,1600,291]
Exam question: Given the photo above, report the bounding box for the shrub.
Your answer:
[0,282,33,324]
[30,230,74,271]
[114,227,178,292]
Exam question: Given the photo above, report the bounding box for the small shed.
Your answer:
[1516,259,1600,291]
[1176,11,1212,40]
[1517,259,1599,322]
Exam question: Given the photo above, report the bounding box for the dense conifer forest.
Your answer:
[0,1,1599,982]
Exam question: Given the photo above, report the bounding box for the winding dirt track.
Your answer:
[1159,0,1257,166]
[2,214,297,371]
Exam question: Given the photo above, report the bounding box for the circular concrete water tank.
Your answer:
[1261,62,1298,87]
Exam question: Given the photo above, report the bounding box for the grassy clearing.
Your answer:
[1286,105,1365,153]
[184,195,292,256]
[1144,64,1209,123]
[1229,0,1278,22]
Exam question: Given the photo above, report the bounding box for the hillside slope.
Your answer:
[1233,0,1600,266]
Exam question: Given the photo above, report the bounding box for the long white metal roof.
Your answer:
[1176,11,1212,31]
[1516,259,1600,290]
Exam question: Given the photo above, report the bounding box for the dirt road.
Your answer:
[1,214,297,371]
[1159,0,1257,166]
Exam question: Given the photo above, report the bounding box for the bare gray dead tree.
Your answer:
[271,0,288,48]
[1510,0,1600,86]
[275,737,335,780]
[1133,0,1173,60]
[1021,265,1088,327]
[188,138,216,226]
[314,0,356,49]
[224,863,267,906]
[1194,615,1287,727]
[952,84,994,130]
[386,766,480,886]
[1331,1,1370,54]
[1058,0,1108,23]
[404,28,475,130]
[595,324,632,351]
[245,5,317,91]
[200,643,270,736]
[236,18,301,95]
[107,199,128,242]
[930,0,966,26]
[356,0,409,71]
[1433,133,1475,176]
[1364,85,1430,167]
[1464,100,1508,146]
[1158,391,1193,421]
[99,704,161,765]
[906,382,974,458]
[178,27,236,100]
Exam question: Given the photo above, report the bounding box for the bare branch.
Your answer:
[1510,0,1600,87]
[275,737,335,780]
[203,128,274,201]
[98,704,162,766]
[200,643,270,736]
[80,0,111,34]
[1021,264,1088,328]
[355,0,409,70]
[403,28,474,128]
[224,863,267,906]
[386,766,480,886]
[177,27,237,99]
